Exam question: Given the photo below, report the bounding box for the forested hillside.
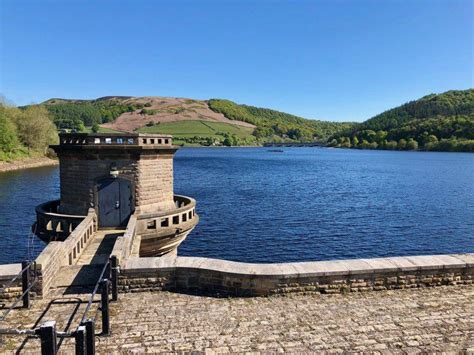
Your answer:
[38,97,144,131]
[208,99,353,142]
[23,96,354,145]
[0,102,57,161]
[329,89,474,152]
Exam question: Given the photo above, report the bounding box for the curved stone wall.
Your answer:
[118,253,474,296]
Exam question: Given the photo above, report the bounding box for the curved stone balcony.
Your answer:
[35,200,86,242]
[137,195,199,257]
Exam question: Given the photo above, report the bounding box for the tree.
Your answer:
[385,141,398,150]
[397,139,407,150]
[14,106,57,152]
[406,138,418,150]
[223,137,232,146]
[91,122,100,133]
[0,107,17,152]
[352,136,359,147]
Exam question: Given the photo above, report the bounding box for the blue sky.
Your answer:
[0,0,472,122]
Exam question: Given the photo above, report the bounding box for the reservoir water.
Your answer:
[0,148,473,264]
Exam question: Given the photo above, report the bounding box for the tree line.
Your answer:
[0,101,57,161]
[42,99,145,131]
[208,99,354,142]
[329,90,474,152]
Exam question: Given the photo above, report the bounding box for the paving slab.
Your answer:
[1,285,472,353]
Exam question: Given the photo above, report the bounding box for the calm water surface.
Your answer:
[0,148,473,264]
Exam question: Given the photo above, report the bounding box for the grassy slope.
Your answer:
[137,120,254,139]
[82,126,125,133]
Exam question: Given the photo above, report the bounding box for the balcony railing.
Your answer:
[138,195,198,234]
[57,133,173,147]
[35,200,86,241]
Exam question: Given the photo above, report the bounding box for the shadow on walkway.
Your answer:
[62,231,122,295]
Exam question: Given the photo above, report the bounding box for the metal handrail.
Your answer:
[79,260,110,325]
[0,260,37,321]
[0,278,38,321]
[0,261,35,292]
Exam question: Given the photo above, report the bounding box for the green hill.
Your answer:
[137,120,256,146]
[23,96,354,146]
[208,99,354,142]
[329,89,474,152]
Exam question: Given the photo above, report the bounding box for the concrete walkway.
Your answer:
[51,230,123,290]
[1,285,473,353]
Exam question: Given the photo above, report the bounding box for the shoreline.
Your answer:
[0,157,58,173]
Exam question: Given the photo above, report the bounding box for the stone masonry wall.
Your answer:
[118,254,474,297]
[59,156,137,215]
[57,152,174,216]
[136,154,174,212]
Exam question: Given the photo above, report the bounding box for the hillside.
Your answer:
[329,89,474,152]
[34,96,353,146]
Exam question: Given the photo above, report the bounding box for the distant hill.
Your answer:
[329,89,474,152]
[31,96,353,146]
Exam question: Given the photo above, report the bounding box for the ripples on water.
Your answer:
[0,148,473,264]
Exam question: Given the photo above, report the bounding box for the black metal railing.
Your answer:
[72,255,119,355]
[0,256,119,355]
[0,260,37,320]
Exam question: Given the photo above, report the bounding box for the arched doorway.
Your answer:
[97,178,133,228]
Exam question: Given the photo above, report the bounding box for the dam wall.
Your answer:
[118,253,474,296]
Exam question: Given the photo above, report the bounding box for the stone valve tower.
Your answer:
[34,133,199,256]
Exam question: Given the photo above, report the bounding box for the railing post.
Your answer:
[100,279,110,336]
[21,261,30,308]
[75,325,87,355]
[37,320,57,355]
[84,319,95,355]
[110,256,118,302]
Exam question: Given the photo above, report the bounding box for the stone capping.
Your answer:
[111,214,137,266]
[0,263,22,283]
[119,253,474,296]
[124,253,474,276]
[137,195,196,220]
[0,263,22,300]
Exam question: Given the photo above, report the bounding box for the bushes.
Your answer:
[0,107,18,153]
[0,103,57,160]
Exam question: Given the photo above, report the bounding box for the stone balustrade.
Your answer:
[35,200,86,241]
[33,209,97,296]
[136,195,199,257]
[118,253,474,296]
[58,133,173,147]
[137,195,197,233]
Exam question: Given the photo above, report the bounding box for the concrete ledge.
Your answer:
[119,253,474,296]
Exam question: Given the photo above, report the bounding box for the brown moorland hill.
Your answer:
[100,96,255,132]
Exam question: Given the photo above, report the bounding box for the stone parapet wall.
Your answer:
[111,214,137,266]
[118,254,474,296]
[34,210,97,296]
